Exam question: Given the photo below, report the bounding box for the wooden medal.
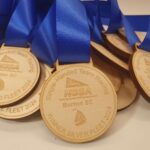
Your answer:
[91,41,129,72]
[130,49,150,101]
[0,46,40,106]
[103,33,133,60]
[0,64,52,119]
[92,52,122,92]
[117,72,138,111]
[40,63,117,143]
[92,51,138,111]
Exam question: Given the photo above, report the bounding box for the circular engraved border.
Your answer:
[0,49,40,106]
[40,64,117,143]
[130,50,150,101]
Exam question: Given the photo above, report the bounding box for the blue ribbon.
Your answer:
[84,0,104,43]
[32,2,57,66]
[32,0,90,66]
[105,0,150,49]
[82,0,150,32]
[56,0,90,63]
[104,0,150,50]
[107,0,122,33]
[5,0,52,47]
[0,0,18,44]
[87,0,140,47]
[139,17,150,51]
[0,0,17,24]
[122,15,140,47]
[107,0,140,47]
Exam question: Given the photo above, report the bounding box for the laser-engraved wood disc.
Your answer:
[92,52,137,111]
[40,64,117,143]
[0,64,52,119]
[0,48,40,106]
[117,73,138,111]
[104,33,133,60]
[92,52,122,92]
[130,50,150,101]
[91,41,129,72]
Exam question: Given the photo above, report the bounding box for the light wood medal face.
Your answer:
[130,50,150,101]
[91,41,129,72]
[117,73,137,111]
[40,64,117,143]
[0,48,40,106]
[0,64,52,119]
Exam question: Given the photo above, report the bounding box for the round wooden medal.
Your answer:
[117,73,138,111]
[130,50,150,101]
[0,64,52,119]
[92,52,137,111]
[91,41,129,72]
[104,33,133,60]
[40,64,117,143]
[92,52,122,92]
[0,48,40,106]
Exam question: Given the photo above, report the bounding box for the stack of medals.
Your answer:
[32,0,117,143]
[90,0,139,111]
[0,0,53,119]
[0,0,150,144]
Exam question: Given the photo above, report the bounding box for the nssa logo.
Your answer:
[0,55,19,72]
[64,78,93,98]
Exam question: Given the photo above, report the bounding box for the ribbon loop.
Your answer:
[106,0,140,47]
[5,0,52,47]
[107,0,122,33]
[5,0,37,47]
[56,0,90,63]
[0,0,18,44]
[83,0,104,43]
[122,16,140,47]
[32,0,90,66]
[32,2,57,66]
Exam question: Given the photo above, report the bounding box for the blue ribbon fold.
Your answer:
[122,15,140,47]
[32,1,57,66]
[32,0,90,66]
[82,0,150,31]
[84,0,104,43]
[5,0,52,47]
[87,0,140,47]
[56,0,90,63]
[5,0,37,47]
[107,0,122,33]
[0,0,18,44]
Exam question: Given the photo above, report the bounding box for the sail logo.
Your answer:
[75,110,86,126]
